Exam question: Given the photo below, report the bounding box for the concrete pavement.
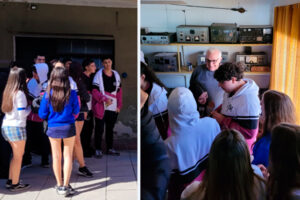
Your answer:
[0,150,137,200]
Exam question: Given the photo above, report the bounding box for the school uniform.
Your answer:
[38,90,80,138]
[23,63,50,166]
[1,91,31,141]
[92,69,122,152]
[147,82,169,140]
[165,87,221,200]
[141,106,170,200]
[252,132,271,167]
[80,73,95,157]
[219,78,261,154]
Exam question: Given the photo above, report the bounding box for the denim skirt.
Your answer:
[46,124,75,138]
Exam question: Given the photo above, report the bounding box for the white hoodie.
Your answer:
[27,63,49,98]
[148,83,168,116]
[165,87,220,183]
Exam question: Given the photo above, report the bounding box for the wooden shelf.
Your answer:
[141,43,272,46]
[156,71,270,75]
[142,42,272,75]
[244,72,270,75]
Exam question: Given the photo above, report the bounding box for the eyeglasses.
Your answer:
[206,57,220,64]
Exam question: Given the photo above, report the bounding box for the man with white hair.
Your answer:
[189,48,224,113]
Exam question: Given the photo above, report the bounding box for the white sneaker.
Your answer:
[56,186,69,196]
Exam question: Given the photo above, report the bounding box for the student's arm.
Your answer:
[38,93,49,119]
[211,102,258,140]
[219,115,258,139]
[31,96,43,113]
[71,90,80,116]
[78,80,90,103]
[92,88,107,103]
[116,86,123,112]
[16,91,31,119]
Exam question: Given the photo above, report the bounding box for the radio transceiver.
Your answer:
[197,51,229,66]
[236,53,268,72]
[239,25,273,43]
[210,23,238,43]
[176,25,209,43]
[146,52,180,72]
[250,66,270,72]
[141,32,176,44]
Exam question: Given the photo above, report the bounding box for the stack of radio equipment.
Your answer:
[236,52,270,72]
[146,52,180,72]
[141,23,273,44]
[141,23,272,72]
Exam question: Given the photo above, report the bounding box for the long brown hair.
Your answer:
[268,123,300,200]
[1,67,28,113]
[140,62,167,91]
[47,67,70,112]
[195,129,265,200]
[260,90,295,136]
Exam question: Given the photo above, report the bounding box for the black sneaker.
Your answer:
[78,166,93,178]
[107,149,120,156]
[66,184,75,195]
[9,183,31,192]
[6,179,12,189]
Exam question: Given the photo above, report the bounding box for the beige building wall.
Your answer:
[0,2,137,137]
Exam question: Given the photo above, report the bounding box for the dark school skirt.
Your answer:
[46,124,76,138]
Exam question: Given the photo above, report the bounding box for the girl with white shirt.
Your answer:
[140,62,169,140]
[1,67,31,191]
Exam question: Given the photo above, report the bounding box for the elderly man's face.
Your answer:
[205,51,222,72]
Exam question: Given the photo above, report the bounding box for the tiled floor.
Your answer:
[0,150,137,200]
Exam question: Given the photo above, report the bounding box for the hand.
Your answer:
[140,89,149,110]
[84,112,88,120]
[116,108,120,113]
[105,98,113,106]
[207,101,215,115]
[257,164,269,180]
[198,92,208,105]
[211,110,225,124]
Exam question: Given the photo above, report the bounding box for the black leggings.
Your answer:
[80,111,94,155]
[94,110,118,151]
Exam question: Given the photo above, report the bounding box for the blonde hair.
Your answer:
[1,67,28,113]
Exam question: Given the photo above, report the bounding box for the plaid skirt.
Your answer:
[1,126,27,142]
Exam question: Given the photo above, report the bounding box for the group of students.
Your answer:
[140,53,300,200]
[0,55,122,196]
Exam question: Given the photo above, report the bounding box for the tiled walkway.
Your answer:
[0,150,137,200]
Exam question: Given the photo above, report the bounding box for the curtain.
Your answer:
[271,3,300,124]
